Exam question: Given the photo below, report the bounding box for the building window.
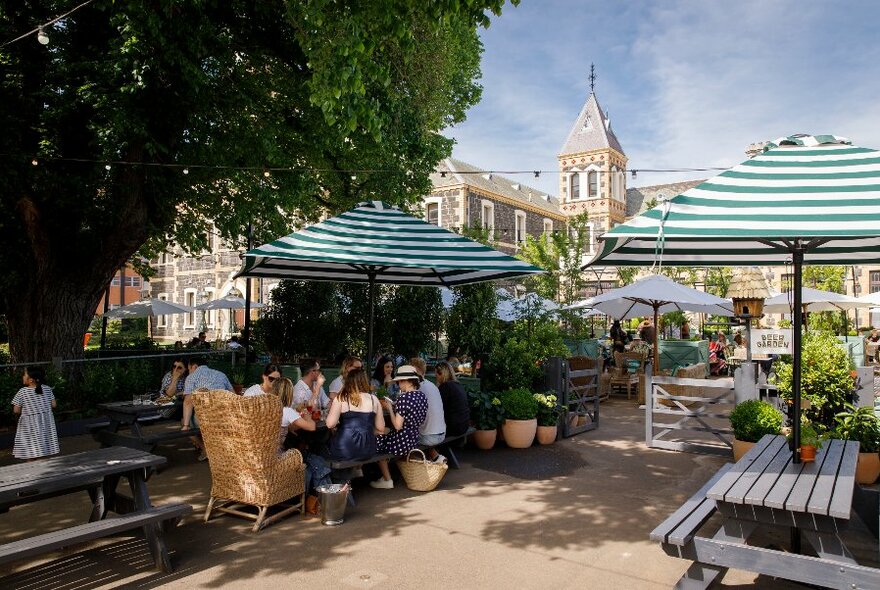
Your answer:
[111,276,120,286]
[425,197,442,226]
[184,289,197,329]
[514,211,527,245]
[480,200,494,231]
[588,171,599,198]
[156,293,169,328]
[570,173,580,201]
[871,271,880,293]
[204,287,216,328]
[543,218,553,236]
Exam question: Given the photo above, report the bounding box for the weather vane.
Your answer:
[588,63,596,93]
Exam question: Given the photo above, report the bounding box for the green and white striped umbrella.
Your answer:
[238,200,544,360]
[239,201,543,286]
[586,134,880,461]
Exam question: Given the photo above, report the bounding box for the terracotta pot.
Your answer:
[568,413,579,430]
[732,438,755,462]
[800,445,817,463]
[536,425,557,445]
[472,429,497,450]
[501,418,537,449]
[856,452,880,485]
[232,383,244,395]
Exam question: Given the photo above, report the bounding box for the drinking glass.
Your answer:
[132,395,141,405]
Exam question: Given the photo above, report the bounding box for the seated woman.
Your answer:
[434,361,470,438]
[370,355,399,398]
[709,333,729,376]
[244,363,282,397]
[370,365,428,489]
[328,355,363,400]
[325,367,384,462]
[158,358,187,419]
[271,377,325,515]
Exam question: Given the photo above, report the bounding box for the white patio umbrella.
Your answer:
[582,274,735,369]
[195,295,265,310]
[104,298,194,319]
[763,287,863,314]
[495,291,559,322]
[585,133,880,459]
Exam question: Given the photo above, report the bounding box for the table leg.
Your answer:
[803,530,857,565]
[127,468,173,573]
[87,484,106,522]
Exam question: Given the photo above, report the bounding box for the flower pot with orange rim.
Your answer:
[536,425,557,445]
[856,452,880,484]
[472,429,497,450]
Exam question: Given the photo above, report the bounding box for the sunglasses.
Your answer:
[173,364,185,370]
[267,375,279,382]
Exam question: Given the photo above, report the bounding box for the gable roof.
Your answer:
[559,93,625,157]
[431,157,563,217]
[624,179,705,217]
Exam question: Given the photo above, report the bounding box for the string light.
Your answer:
[1,0,97,48]
[104,164,111,171]
[31,159,38,166]
[182,168,189,175]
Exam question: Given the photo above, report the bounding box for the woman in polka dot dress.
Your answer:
[371,365,428,489]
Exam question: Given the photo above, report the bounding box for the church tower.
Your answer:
[557,68,628,238]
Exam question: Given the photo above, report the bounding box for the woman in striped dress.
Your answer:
[12,366,59,460]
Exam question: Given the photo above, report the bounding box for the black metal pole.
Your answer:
[243,223,254,373]
[100,285,110,351]
[367,270,377,368]
[792,243,804,464]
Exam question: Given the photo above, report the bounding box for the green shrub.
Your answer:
[831,404,880,453]
[729,399,783,442]
[772,331,856,428]
[534,392,561,427]
[468,388,504,430]
[499,387,538,421]
[482,337,543,391]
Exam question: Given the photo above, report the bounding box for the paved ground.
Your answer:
[0,400,874,589]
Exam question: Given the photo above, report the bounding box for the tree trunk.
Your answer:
[6,273,107,363]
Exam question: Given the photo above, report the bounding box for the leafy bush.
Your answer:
[534,392,561,427]
[831,404,880,453]
[482,337,543,391]
[772,331,856,428]
[468,388,504,430]
[499,387,538,421]
[729,399,783,442]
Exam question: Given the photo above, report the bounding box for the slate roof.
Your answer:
[430,157,563,217]
[624,179,705,217]
[559,93,625,157]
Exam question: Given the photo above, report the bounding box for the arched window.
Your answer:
[570,173,580,200]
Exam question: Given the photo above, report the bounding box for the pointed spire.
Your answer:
[588,63,596,94]
[558,92,624,156]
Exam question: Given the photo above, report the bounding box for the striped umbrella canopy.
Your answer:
[585,134,880,460]
[238,201,544,360]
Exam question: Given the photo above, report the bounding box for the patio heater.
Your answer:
[227,285,243,333]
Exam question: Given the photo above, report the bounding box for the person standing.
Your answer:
[410,357,446,463]
[293,359,330,410]
[11,366,59,460]
[610,320,628,354]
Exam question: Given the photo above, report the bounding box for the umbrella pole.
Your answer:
[243,223,253,375]
[792,244,805,463]
[367,270,377,367]
[653,305,660,371]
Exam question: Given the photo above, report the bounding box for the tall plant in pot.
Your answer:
[468,389,504,450]
[831,404,880,484]
[729,399,783,461]
[499,388,539,448]
[533,392,561,445]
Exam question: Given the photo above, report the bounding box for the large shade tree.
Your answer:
[0,0,517,362]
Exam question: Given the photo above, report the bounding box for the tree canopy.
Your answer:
[0,0,518,361]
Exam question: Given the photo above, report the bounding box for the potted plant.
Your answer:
[797,421,823,462]
[533,392,561,444]
[468,389,504,450]
[229,366,246,395]
[729,399,783,461]
[832,404,880,484]
[499,387,539,448]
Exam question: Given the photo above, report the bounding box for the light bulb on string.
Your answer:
[31,159,38,166]
[183,168,189,175]
[104,164,111,171]
[36,27,49,45]
[263,169,271,178]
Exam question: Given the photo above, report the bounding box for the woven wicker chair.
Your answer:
[611,351,645,400]
[193,390,305,532]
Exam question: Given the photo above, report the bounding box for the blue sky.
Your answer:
[444,0,880,195]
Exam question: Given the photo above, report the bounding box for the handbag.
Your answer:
[396,449,448,492]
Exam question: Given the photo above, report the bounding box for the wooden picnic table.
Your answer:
[655,434,880,589]
[93,400,198,451]
[0,446,191,572]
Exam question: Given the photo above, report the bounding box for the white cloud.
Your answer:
[444,0,880,193]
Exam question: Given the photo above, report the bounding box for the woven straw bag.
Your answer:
[396,449,448,492]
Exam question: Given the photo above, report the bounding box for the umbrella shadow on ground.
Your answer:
[0,429,433,589]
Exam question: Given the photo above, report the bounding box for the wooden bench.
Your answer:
[92,426,201,453]
[329,454,396,507]
[650,463,733,559]
[0,503,192,569]
[418,427,476,469]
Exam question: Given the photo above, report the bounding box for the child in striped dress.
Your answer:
[11,366,59,460]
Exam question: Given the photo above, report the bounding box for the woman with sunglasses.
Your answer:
[244,363,283,397]
[160,358,188,399]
